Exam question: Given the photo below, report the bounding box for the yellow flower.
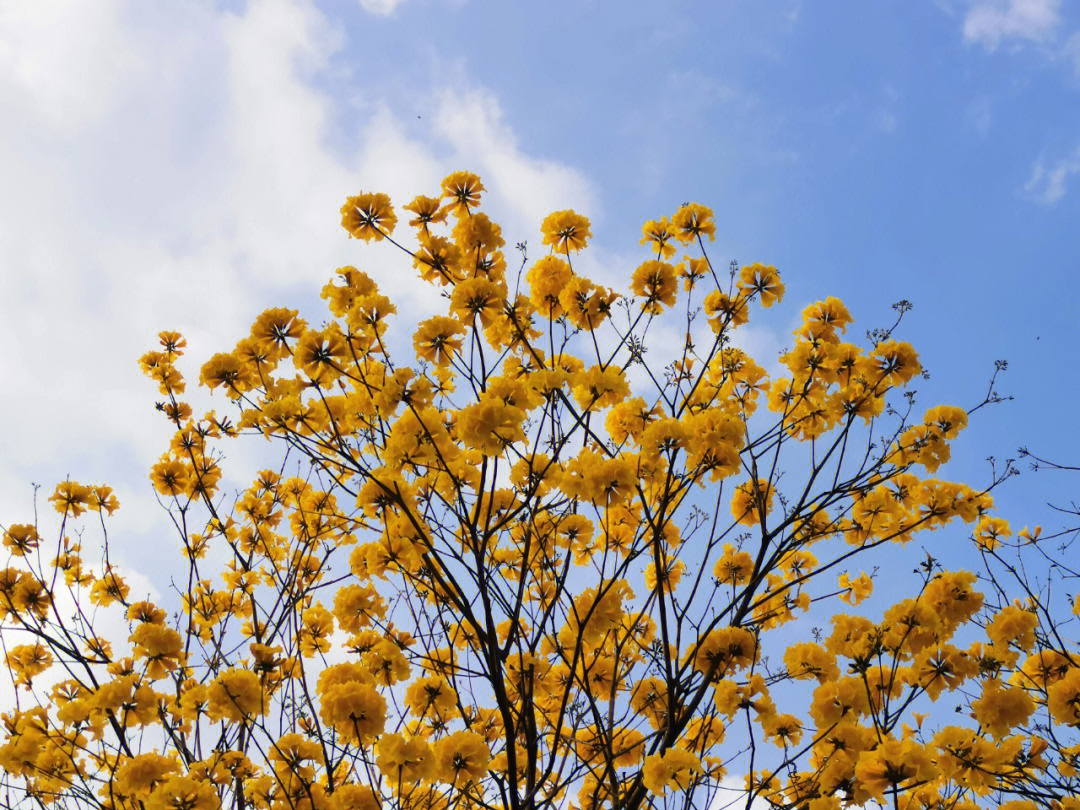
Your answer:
[269,731,322,771]
[206,668,265,724]
[128,600,166,624]
[404,194,448,229]
[560,450,637,505]
[642,747,702,795]
[986,604,1038,651]
[89,566,130,607]
[974,515,1011,551]
[640,217,678,258]
[558,276,616,329]
[405,675,458,720]
[321,265,378,316]
[703,289,749,331]
[671,202,716,242]
[433,730,490,785]
[730,478,775,526]
[452,210,503,254]
[571,365,630,411]
[89,484,120,515]
[908,643,978,700]
[1047,667,1080,726]
[809,677,871,727]
[761,712,803,747]
[150,458,192,498]
[115,753,179,797]
[1014,649,1072,690]
[327,784,379,810]
[713,544,754,586]
[5,643,52,687]
[457,397,525,456]
[250,307,305,357]
[145,774,220,810]
[630,259,678,312]
[688,626,758,680]
[922,570,983,632]
[871,339,921,386]
[645,558,685,593]
[838,572,873,605]
[737,263,784,307]
[605,397,659,444]
[449,277,505,327]
[413,316,465,366]
[2,524,40,556]
[333,583,383,634]
[799,297,851,338]
[933,726,1010,794]
[413,234,463,285]
[526,255,573,316]
[293,326,348,384]
[341,192,397,241]
[319,680,386,743]
[541,209,592,253]
[639,416,689,460]
[49,481,92,517]
[610,726,647,766]
[364,639,412,686]
[971,678,1035,738]
[440,170,485,215]
[377,733,434,784]
[646,680,710,731]
[853,740,938,804]
[131,622,184,679]
[299,603,334,657]
[923,404,968,438]
[783,642,839,684]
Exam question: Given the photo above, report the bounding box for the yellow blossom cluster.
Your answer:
[1,172,1076,810]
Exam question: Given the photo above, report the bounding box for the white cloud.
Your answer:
[710,776,772,810]
[0,0,139,132]
[962,0,1062,50]
[357,0,406,14]
[0,0,595,587]
[433,86,596,240]
[1022,145,1080,204]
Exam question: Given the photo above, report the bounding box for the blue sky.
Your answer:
[2,0,1079,584]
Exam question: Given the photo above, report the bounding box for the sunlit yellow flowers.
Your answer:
[341,191,397,240]
[440,170,485,215]
[4,171,1063,810]
[541,209,592,253]
[642,747,703,795]
[631,259,678,312]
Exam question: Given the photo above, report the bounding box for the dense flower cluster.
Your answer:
[2,172,1077,810]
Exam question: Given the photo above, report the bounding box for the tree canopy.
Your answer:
[2,172,1078,810]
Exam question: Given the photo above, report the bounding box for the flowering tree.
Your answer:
[2,172,1079,810]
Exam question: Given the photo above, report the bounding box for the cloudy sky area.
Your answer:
[1,0,1079,585]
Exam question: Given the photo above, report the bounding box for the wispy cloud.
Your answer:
[963,0,1062,50]
[965,95,993,136]
[875,84,901,134]
[0,0,593,555]
[1022,145,1080,204]
[1063,31,1080,76]
[356,0,406,15]
[0,0,140,131]
[432,85,596,238]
